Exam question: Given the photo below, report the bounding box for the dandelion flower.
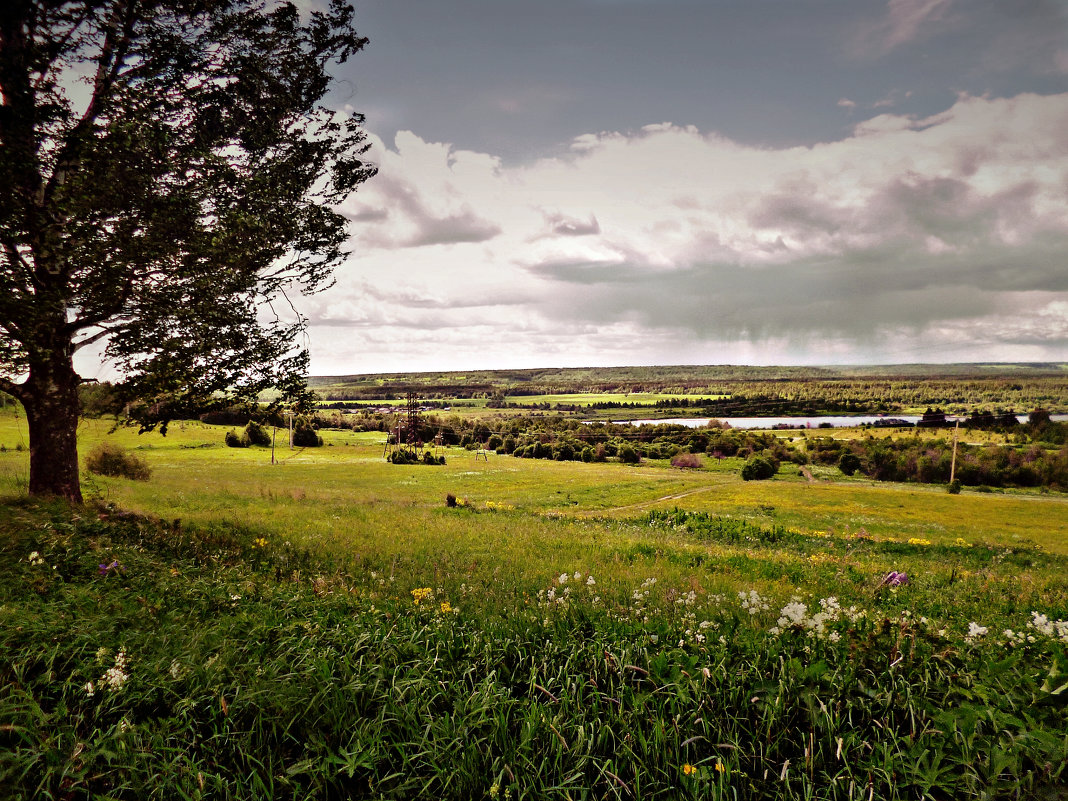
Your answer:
[682,763,696,776]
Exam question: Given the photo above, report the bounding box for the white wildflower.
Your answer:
[102,666,128,690]
[966,622,989,641]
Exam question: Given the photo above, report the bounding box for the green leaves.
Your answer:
[0,0,376,497]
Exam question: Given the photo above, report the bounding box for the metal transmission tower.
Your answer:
[404,392,421,452]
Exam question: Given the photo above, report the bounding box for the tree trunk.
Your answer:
[24,356,83,503]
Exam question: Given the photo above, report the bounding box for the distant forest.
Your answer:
[307,363,1068,413]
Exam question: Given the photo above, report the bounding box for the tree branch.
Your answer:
[0,375,26,402]
[72,325,117,351]
[42,0,139,208]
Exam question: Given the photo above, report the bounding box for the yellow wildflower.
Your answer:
[955,537,970,547]
[907,537,932,546]
[715,761,726,773]
[411,587,433,605]
[253,537,268,548]
[440,601,452,614]
[682,763,696,776]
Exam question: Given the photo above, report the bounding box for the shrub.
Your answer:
[838,452,862,476]
[244,420,272,447]
[670,452,702,469]
[741,455,777,481]
[947,479,962,494]
[84,442,151,481]
[292,424,323,447]
[618,444,640,464]
[388,449,418,465]
[224,430,248,448]
[445,493,457,507]
[423,450,444,465]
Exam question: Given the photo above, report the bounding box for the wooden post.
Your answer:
[271,425,276,465]
[949,419,959,484]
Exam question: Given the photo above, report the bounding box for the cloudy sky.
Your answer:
[300,0,1068,375]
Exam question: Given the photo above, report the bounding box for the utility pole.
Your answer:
[949,419,959,484]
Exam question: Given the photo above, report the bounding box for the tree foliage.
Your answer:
[0,0,376,500]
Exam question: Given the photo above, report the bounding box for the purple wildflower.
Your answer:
[98,560,121,576]
[881,571,908,587]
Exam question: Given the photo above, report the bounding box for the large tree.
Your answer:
[0,0,376,501]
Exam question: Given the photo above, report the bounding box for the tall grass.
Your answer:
[2,500,1066,799]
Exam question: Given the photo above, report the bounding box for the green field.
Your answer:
[2,409,1067,798]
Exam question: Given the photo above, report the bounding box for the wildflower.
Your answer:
[253,537,268,548]
[907,537,932,546]
[739,590,769,615]
[84,681,95,697]
[410,587,433,605]
[966,622,989,641]
[955,537,970,547]
[682,763,696,776]
[586,575,596,586]
[439,601,452,614]
[102,660,129,690]
[98,560,121,576]
[715,761,726,774]
[881,571,908,587]
[558,573,569,585]
[27,551,45,566]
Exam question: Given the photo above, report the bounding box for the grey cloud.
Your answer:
[546,213,601,237]
[360,282,531,310]
[406,209,502,247]
[342,205,389,223]
[523,218,1068,344]
[359,176,502,248]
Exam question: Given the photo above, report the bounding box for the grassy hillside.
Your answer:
[1,411,1067,798]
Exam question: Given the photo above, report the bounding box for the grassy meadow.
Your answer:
[2,407,1067,799]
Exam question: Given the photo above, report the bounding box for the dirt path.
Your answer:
[800,466,816,483]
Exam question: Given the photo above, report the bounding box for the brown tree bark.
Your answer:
[23,354,83,503]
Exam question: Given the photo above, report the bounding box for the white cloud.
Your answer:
[307,92,1068,374]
